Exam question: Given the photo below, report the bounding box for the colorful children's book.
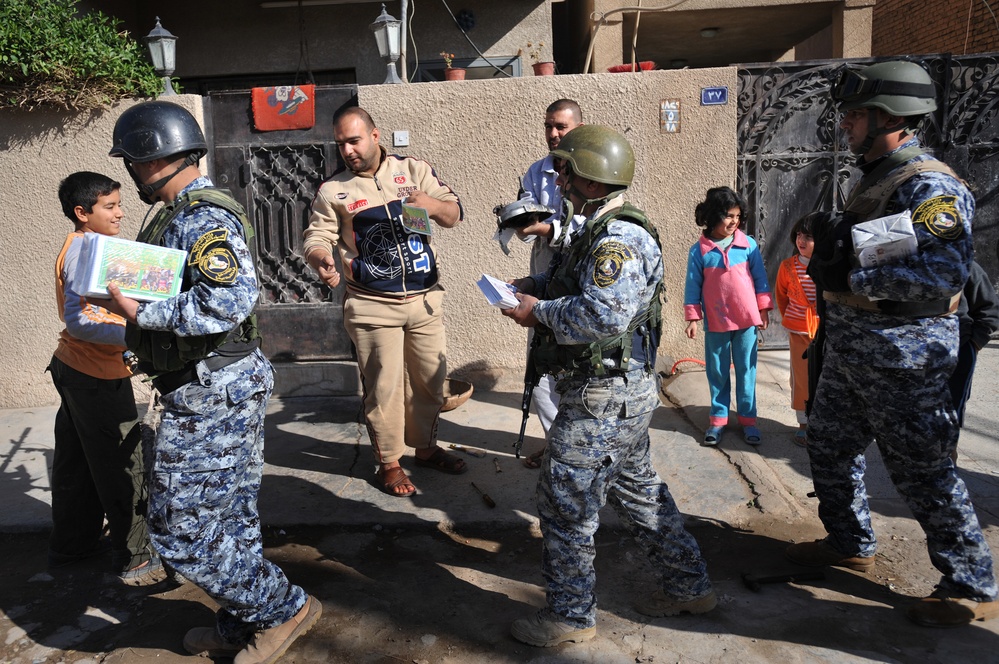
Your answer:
[401,201,433,235]
[74,234,187,302]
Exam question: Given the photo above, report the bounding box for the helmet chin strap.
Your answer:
[560,170,621,219]
[855,109,911,158]
[125,153,200,204]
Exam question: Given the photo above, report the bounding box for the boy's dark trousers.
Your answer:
[47,356,149,571]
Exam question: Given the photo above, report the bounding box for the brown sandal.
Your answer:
[414,447,468,475]
[378,465,416,497]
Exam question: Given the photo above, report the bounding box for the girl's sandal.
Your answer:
[703,426,724,446]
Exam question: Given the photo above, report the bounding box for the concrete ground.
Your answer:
[2,346,998,663]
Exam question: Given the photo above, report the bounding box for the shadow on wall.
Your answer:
[0,106,110,151]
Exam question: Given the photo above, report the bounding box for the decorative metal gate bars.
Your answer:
[737,55,999,347]
[206,86,358,362]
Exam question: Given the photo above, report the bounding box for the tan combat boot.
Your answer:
[183,626,244,658]
[511,609,596,647]
[785,539,874,572]
[907,590,999,627]
[635,589,718,617]
[234,595,323,664]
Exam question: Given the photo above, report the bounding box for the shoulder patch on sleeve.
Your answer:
[188,229,229,264]
[591,240,635,288]
[912,195,964,240]
[189,228,240,285]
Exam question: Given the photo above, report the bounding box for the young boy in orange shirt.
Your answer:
[48,171,162,585]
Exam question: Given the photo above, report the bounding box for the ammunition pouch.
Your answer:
[126,187,262,375]
[532,203,663,377]
[149,338,261,395]
[127,315,260,376]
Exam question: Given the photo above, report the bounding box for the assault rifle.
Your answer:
[514,332,542,458]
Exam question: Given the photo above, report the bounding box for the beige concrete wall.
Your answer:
[587,0,870,72]
[0,69,736,409]
[360,68,736,390]
[834,0,875,59]
[0,97,204,409]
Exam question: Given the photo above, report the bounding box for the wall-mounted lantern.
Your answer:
[369,4,404,84]
[144,17,178,97]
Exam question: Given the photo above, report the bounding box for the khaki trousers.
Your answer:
[344,287,446,464]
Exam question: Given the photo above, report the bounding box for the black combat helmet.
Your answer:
[109,101,208,162]
[109,101,207,203]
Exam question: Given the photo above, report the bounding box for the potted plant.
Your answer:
[440,51,465,81]
[525,41,554,76]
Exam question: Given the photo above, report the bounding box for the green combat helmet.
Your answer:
[833,60,937,116]
[549,125,634,187]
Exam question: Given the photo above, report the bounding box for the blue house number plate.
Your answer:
[701,86,729,106]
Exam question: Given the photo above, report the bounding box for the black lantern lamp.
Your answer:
[369,4,404,84]
[144,17,178,96]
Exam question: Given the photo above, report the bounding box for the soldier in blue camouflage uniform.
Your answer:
[101,102,321,663]
[502,126,715,647]
[786,61,998,627]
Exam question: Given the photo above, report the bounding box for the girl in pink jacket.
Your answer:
[684,187,773,446]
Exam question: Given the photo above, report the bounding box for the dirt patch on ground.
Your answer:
[2,509,997,664]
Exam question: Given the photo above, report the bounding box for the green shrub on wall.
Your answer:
[0,0,162,110]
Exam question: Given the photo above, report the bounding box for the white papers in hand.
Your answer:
[477,274,519,309]
[851,209,917,268]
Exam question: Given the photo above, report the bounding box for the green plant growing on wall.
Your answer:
[0,0,163,110]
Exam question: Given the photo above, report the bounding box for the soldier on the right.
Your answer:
[786,60,998,626]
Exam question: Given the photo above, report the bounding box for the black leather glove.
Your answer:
[807,211,854,293]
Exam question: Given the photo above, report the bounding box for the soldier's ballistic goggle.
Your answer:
[832,69,936,103]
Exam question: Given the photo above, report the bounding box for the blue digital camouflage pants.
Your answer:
[144,351,308,641]
[808,333,997,601]
[538,368,713,628]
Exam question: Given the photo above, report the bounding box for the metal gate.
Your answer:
[737,54,999,347]
[204,86,358,362]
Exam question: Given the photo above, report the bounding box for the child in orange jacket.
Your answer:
[774,213,819,446]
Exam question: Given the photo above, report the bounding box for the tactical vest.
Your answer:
[811,147,963,316]
[125,188,260,373]
[844,146,961,221]
[532,203,664,377]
